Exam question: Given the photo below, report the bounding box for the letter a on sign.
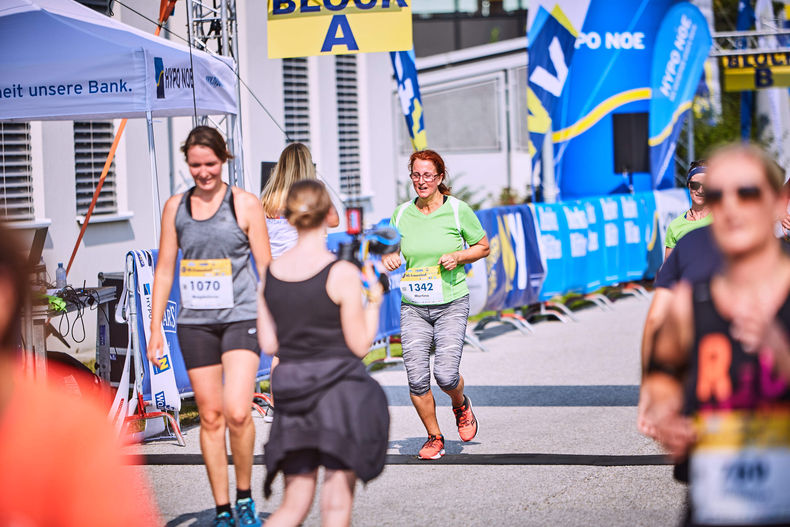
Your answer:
[268,0,412,58]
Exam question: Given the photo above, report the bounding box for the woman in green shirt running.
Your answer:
[665,161,712,259]
[382,149,489,460]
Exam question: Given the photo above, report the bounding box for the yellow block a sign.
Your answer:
[268,0,413,59]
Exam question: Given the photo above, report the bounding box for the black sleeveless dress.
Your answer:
[261,261,389,497]
[681,282,790,526]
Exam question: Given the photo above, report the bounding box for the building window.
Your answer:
[335,55,361,196]
[74,121,118,216]
[414,79,501,153]
[513,65,529,152]
[0,122,34,222]
[283,58,311,147]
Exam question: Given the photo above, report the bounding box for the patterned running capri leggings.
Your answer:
[400,294,470,396]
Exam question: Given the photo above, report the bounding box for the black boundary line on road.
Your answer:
[132,453,671,466]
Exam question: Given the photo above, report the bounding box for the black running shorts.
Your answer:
[176,319,260,370]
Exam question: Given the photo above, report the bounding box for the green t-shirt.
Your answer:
[392,196,486,305]
[664,211,713,249]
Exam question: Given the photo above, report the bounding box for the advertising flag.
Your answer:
[526,1,591,174]
[391,49,427,151]
[648,2,712,188]
[551,0,673,199]
[738,0,756,139]
[267,0,412,58]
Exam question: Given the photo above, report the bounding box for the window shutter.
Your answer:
[74,121,118,216]
[0,123,34,222]
[283,57,311,147]
[335,55,361,196]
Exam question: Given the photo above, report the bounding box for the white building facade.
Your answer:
[1,1,530,356]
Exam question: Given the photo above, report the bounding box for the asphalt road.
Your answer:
[132,294,687,526]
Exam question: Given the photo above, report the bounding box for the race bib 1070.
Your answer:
[180,258,233,310]
[400,265,444,305]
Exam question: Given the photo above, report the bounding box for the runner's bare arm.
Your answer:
[234,188,272,275]
[439,235,490,271]
[149,194,181,361]
[327,261,383,358]
[642,281,696,457]
[640,287,675,372]
[257,274,278,355]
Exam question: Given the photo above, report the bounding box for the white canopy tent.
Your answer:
[0,0,242,236]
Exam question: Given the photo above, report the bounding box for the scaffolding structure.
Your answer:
[711,25,790,57]
[185,0,245,187]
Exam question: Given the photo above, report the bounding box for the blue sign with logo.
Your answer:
[561,202,589,294]
[132,250,272,402]
[532,202,570,300]
[475,206,544,309]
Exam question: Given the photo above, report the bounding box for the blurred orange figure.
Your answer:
[0,223,161,527]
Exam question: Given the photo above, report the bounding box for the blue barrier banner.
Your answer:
[134,251,272,401]
[526,1,591,172]
[637,192,663,279]
[476,205,544,309]
[648,2,712,187]
[532,202,569,300]
[553,0,673,198]
[599,196,625,285]
[391,49,427,152]
[560,201,589,294]
[619,194,647,280]
[582,198,605,292]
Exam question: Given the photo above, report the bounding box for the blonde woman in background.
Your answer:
[260,143,339,422]
[261,143,339,259]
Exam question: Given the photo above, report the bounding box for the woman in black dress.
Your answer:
[257,180,389,527]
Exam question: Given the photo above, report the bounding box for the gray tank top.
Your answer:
[175,184,257,325]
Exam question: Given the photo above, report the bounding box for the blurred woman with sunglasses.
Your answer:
[665,160,712,259]
[643,143,790,526]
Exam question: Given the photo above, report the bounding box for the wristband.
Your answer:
[645,355,686,378]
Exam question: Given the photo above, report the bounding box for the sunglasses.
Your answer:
[704,185,763,205]
[688,181,704,192]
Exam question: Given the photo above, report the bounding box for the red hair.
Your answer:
[408,149,451,196]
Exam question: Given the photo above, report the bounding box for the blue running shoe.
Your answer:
[235,498,261,527]
[213,511,235,527]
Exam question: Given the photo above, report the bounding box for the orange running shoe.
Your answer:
[418,434,445,459]
[453,395,478,442]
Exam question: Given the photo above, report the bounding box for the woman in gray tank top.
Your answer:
[148,126,271,527]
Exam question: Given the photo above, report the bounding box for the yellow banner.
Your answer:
[694,409,790,450]
[180,258,232,278]
[268,0,412,59]
[721,52,790,91]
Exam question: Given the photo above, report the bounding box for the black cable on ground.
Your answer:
[131,453,672,467]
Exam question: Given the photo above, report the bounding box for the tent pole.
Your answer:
[147,111,162,244]
[225,116,237,187]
